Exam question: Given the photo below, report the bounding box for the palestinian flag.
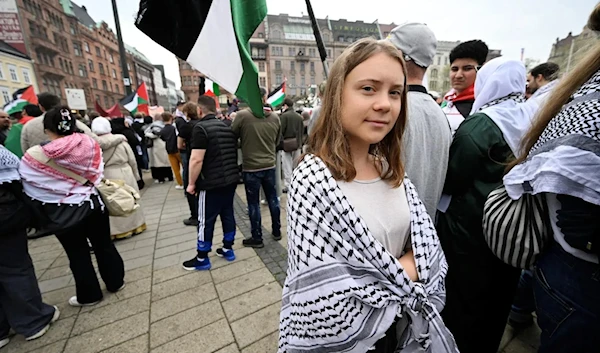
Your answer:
[3,86,37,115]
[201,76,221,110]
[120,82,149,115]
[135,0,267,117]
[266,82,285,107]
[203,77,220,97]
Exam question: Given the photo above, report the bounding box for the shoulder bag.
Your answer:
[482,185,550,269]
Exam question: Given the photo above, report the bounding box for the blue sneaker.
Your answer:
[216,248,236,261]
[182,257,211,271]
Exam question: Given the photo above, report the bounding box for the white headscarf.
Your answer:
[471,57,540,154]
[91,117,112,136]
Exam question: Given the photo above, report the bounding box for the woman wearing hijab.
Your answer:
[111,117,144,189]
[436,57,540,353]
[0,146,59,347]
[503,6,600,352]
[19,107,125,307]
[144,114,173,183]
[91,117,146,240]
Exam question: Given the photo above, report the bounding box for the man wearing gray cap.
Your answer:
[387,23,451,219]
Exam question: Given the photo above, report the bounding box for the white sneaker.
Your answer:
[68,296,101,307]
[25,305,60,341]
[0,338,9,349]
[175,185,184,190]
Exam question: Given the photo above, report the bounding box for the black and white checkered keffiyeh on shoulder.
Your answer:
[0,145,20,185]
[279,154,458,353]
[504,69,600,206]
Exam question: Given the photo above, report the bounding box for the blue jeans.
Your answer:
[243,169,280,240]
[509,270,535,324]
[533,242,600,353]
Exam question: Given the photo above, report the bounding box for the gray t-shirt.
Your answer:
[402,89,452,219]
[338,178,411,258]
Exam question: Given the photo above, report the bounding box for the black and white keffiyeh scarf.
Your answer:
[476,92,526,112]
[279,154,458,353]
[0,145,20,185]
[504,69,600,206]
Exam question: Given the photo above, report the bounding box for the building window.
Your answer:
[0,87,10,105]
[311,74,315,85]
[310,62,315,72]
[347,37,354,43]
[275,61,281,70]
[115,84,119,94]
[73,42,82,57]
[430,81,438,91]
[84,42,90,53]
[0,63,4,80]
[258,33,264,38]
[272,29,282,39]
[70,23,76,35]
[300,63,305,72]
[99,63,105,75]
[93,78,98,89]
[102,80,108,91]
[127,63,131,71]
[275,74,282,84]
[437,56,441,66]
[112,69,117,78]
[22,68,31,84]
[301,76,305,87]
[258,62,265,72]
[309,48,316,57]
[95,94,100,102]
[431,69,438,79]
[291,75,296,86]
[88,59,94,72]
[78,64,86,77]
[8,65,18,82]
[323,33,330,42]
[109,54,114,63]
[259,77,266,87]
[69,62,74,75]
[290,61,295,71]
[104,96,109,107]
[95,46,101,57]
[327,49,332,58]
[338,36,344,42]
[445,57,449,65]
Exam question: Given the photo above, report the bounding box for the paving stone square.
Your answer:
[7,180,539,353]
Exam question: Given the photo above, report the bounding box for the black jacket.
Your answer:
[194,115,239,190]
[160,124,178,154]
[0,181,29,234]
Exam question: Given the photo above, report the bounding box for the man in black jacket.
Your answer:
[159,112,183,189]
[178,103,202,226]
[182,96,239,271]
[279,98,304,192]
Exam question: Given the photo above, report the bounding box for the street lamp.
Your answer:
[111,0,132,95]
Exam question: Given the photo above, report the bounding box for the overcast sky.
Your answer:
[74,0,597,89]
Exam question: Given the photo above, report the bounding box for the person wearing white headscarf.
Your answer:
[436,57,541,353]
[92,118,147,240]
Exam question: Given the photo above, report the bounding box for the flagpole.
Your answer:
[111,0,132,95]
[304,0,329,79]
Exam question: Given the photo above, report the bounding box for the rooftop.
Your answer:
[0,40,31,60]
[71,1,96,28]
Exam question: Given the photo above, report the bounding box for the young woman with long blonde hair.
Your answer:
[279,38,456,353]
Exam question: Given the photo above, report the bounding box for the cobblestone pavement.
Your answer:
[7,179,540,353]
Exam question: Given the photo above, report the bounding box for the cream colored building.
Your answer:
[0,41,39,107]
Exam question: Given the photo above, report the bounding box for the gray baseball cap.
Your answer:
[387,23,437,68]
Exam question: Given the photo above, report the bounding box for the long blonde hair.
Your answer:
[510,4,600,170]
[307,38,408,187]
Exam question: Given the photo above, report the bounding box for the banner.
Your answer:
[65,89,87,110]
[0,0,26,54]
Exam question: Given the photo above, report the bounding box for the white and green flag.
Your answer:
[266,82,286,107]
[136,0,267,117]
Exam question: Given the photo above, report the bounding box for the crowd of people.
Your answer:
[1,4,599,352]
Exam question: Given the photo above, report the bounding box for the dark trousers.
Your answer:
[181,151,198,220]
[196,184,237,258]
[243,168,281,240]
[534,242,600,353]
[509,270,535,324]
[55,207,124,304]
[0,229,55,338]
